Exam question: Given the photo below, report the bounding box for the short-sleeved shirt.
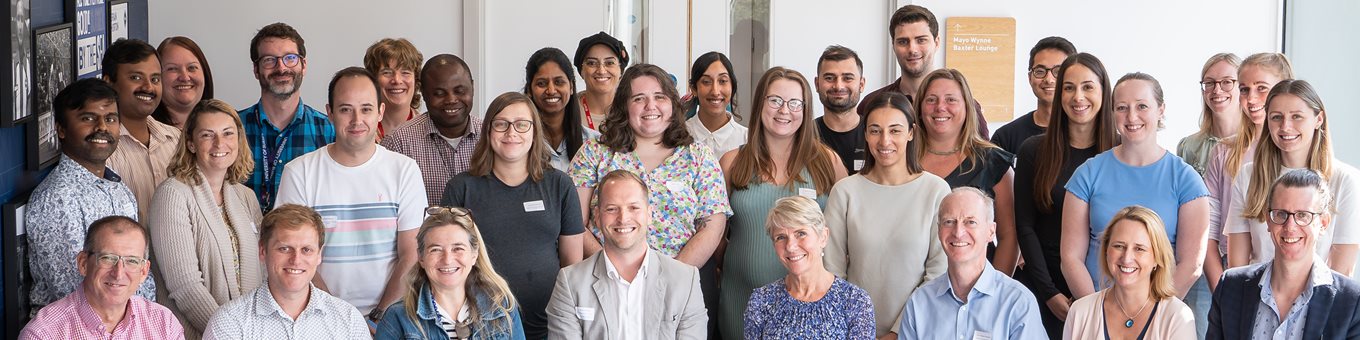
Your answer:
[380,113,483,206]
[684,113,747,157]
[548,128,601,172]
[568,138,733,256]
[1066,150,1210,288]
[815,116,866,174]
[989,110,1045,158]
[1225,160,1360,273]
[241,100,336,212]
[273,145,428,312]
[203,285,369,340]
[742,277,875,339]
[107,118,181,219]
[20,288,183,340]
[441,169,584,339]
[1177,132,1224,176]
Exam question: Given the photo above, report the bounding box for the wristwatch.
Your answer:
[367,307,385,322]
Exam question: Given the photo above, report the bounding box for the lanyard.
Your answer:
[582,99,596,130]
[258,112,295,205]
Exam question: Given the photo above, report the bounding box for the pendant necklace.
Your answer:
[1113,291,1151,328]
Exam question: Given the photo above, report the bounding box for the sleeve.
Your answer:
[396,158,429,232]
[347,307,370,339]
[569,139,605,189]
[690,145,732,218]
[982,147,1016,189]
[147,181,219,330]
[1225,169,1252,234]
[557,173,586,236]
[897,292,920,340]
[507,307,528,340]
[378,133,404,155]
[823,183,851,278]
[1174,159,1212,204]
[899,185,948,334]
[849,286,877,340]
[441,174,467,207]
[1205,273,1228,340]
[1162,302,1199,340]
[1011,290,1048,340]
[545,268,582,340]
[1328,168,1360,244]
[1175,136,1192,161]
[1013,140,1062,300]
[273,161,306,209]
[24,189,84,307]
[201,308,240,340]
[1204,147,1228,243]
[1064,157,1098,203]
[741,287,769,339]
[375,307,406,339]
[676,265,708,340]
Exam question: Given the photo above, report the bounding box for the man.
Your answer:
[815,45,868,174]
[989,36,1077,155]
[27,78,155,313]
[1208,169,1360,339]
[103,38,180,219]
[203,204,369,339]
[547,170,707,339]
[274,67,427,323]
[899,187,1044,340]
[240,22,336,213]
[859,4,989,139]
[20,216,183,339]
[380,54,479,206]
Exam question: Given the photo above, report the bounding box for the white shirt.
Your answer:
[601,250,652,340]
[203,285,369,340]
[441,134,463,150]
[1225,160,1360,277]
[685,113,747,157]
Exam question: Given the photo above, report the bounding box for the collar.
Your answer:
[117,118,178,145]
[56,154,123,182]
[1260,258,1334,293]
[684,112,739,138]
[415,284,508,322]
[422,114,481,140]
[934,262,1000,303]
[601,249,652,283]
[252,99,310,131]
[73,286,141,334]
[254,284,328,318]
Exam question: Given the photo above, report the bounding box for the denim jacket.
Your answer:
[375,284,526,340]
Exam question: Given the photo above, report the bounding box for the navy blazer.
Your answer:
[1207,262,1360,340]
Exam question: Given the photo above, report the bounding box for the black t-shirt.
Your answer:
[815,116,866,175]
[991,110,1046,157]
[1013,134,1100,302]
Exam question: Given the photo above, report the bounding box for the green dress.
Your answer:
[718,170,828,340]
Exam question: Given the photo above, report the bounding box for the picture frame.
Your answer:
[108,0,127,41]
[6,0,34,127]
[67,0,108,80]
[3,194,33,339]
[29,23,74,171]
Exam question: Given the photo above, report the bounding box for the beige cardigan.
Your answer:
[1063,290,1196,340]
[148,172,263,339]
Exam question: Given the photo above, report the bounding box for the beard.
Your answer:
[259,70,302,97]
[820,93,860,114]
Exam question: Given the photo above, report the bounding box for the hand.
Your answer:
[1046,294,1071,321]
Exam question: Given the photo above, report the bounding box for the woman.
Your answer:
[363,38,423,141]
[824,91,951,339]
[717,66,846,339]
[1062,73,1211,302]
[573,32,629,130]
[1063,206,1196,339]
[1014,52,1119,340]
[524,48,598,171]
[914,68,1019,275]
[685,51,746,156]
[1178,53,1242,176]
[743,196,873,339]
[152,36,214,129]
[1226,79,1360,276]
[148,99,261,339]
[376,207,525,340]
[1203,52,1293,289]
[441,92,584,339]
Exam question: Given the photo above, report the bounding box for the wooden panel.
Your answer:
[944,17,1016,122]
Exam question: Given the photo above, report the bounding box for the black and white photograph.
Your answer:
[34,23,74,126]
[3,195,32,339]
[109,0,128,41]
[26,111,58,170]
[7,0,33,127]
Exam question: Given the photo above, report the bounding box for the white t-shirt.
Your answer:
[685,113,747,157]
[1226,159,1360,276]
[274,145,429,311]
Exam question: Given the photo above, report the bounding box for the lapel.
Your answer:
[644,251,666,331]
[1239,265,1268,338]
[591,254,620,338]
[1302,279,1338,339]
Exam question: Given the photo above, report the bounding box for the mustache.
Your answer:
[133,90,158,99]
[86,131,116,143]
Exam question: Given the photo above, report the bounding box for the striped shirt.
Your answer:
[203,284,369,340]
[20,287,184,340]
[241,100,336,213]
[379,113,481,206]
[274,145,427,312]
[106,118,181,219]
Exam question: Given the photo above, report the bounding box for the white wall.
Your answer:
[468,0,606,114]
[148,0,463,111]
[911,0,1281,150]
[768,0,893,119]
[1286,1,1359,165]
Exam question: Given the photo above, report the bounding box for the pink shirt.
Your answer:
[20,287,184,340]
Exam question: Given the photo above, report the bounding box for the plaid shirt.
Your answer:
[20,288,184,340]
[379,113,482,206]
[240,100,335,213]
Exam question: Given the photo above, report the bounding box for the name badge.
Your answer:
[972,331,992,340]
[853,159,865,171]
[665,181,688,195]
[524,200,546,212]
[575,307,596,321]
[322,216,338,230]
[798,188,817,199]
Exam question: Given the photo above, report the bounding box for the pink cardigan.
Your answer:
[1063,290,1196,340]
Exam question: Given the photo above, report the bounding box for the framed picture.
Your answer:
[6,0,34,127]
[3,194,33,339]
[68,0,108,80]
[29,24,74,171]
[108,0,127,41]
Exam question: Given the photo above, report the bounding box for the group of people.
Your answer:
[15,3,1360,340]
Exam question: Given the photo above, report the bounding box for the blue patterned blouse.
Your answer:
[743,276,875,339]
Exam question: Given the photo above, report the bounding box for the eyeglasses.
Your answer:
[426,206,472,217]
[88,252,148,269]
[765,96,805,112]
[583,59,619,69]
[490,119,533,133]
[1267,209,1322,226]
[1029,66,1060,79]
[1200,79,1238,93]
[255,54,303,69]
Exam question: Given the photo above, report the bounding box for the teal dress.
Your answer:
[718,170,828,340]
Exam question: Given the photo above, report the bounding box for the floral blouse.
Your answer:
[569,137,732,256]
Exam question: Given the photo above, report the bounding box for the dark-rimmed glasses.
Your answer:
[1200,79,1237,93]
[490,119,533,133]
[1267,209,1322,226]
[256,54,303,69]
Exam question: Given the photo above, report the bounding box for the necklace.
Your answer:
[926,147,961,156]
[1112,291,1151,328]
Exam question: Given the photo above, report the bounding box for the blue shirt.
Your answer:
[898,263,1045,340]
[1253,259,1331,340]
[1066,150,1209,288]
[240,100,335,212]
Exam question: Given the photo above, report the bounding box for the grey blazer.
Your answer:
[546,250,707,340]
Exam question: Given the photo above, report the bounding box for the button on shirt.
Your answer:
[106,118,181,219]
[240,100,336,213]
[898,262,1045,340]
[684,114,747,157]
[26,155,156,311]
[1253,259,1332,340]
[203,284,369,340]
[19,287,184,340]
[380,113,482,206]
[602,250,652,340]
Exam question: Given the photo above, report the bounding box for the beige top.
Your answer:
[1063,290,1196,340]
[148,171,263,339]
[108,118,181,219]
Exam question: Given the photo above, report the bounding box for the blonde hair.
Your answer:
[1098,206,1177,300]
[764,196,827,237]
[1226,53,1295,180]
[402,208,518,336]
[1243,79,1332,222]
[1194,53,1241,137]
[913,69,1001,175]
[166,99,255,186]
